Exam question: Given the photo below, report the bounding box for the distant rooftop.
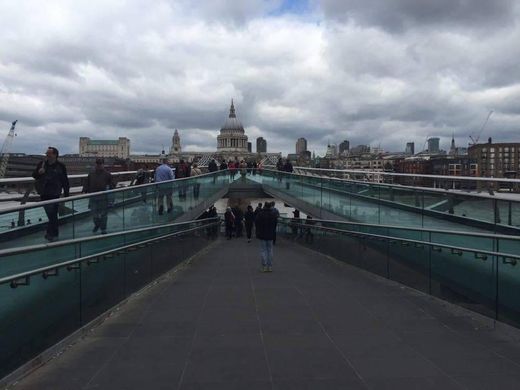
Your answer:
[87,140,119,145]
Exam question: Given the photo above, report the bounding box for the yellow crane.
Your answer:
[0,120,18,178]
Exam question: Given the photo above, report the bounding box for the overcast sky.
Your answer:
[1,0,520,156]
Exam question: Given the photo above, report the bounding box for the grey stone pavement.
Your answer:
[10,237,520,390]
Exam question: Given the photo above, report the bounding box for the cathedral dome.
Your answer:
[217,100,248,153]
[220,100,244,134]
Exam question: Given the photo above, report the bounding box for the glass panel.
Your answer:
[0,266,81,379]
[386,227,429,293]
[497,252,520,328]
[430,231,495,253]
[81,254,125,324]
[124,245,153,295]
[449,194,496,226]
[430,246,495,318]
[357,236,388,277]
[0,244,80,278]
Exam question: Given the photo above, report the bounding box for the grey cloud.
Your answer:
[176,0,283,25]
[318,0,518,33]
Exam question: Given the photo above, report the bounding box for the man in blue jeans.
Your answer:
[255,202,278,272]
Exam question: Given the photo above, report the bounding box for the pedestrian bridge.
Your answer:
[1,169,520,388]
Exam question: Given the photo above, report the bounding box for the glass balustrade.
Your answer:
[278,217,520,330]
[0,171,229,251]
[0,220,218,380]
[256,169,520,235]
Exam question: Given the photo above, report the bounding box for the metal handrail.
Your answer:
[0,220,220,286]
[279,219,520,262]
[278,217,520,241]
[0,170,225,214]
[0,217,219,257]
[292,166,520,184]
[262,168,520,201]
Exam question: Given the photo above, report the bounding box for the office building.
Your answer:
[257,137,267,153]
[427,138,440,154]
[296,138,307,154]
[339,140,350,154]
[79,137,130,159]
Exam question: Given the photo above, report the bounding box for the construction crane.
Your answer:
[0,120,18,178]
[469,110,493,145]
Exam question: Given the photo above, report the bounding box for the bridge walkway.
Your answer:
[11,238,520,390]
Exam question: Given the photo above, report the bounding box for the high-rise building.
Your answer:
[247,142,252,152]
[296,138,307,154]
[405,142,415,155]
[339,140,350,154]
[79,137,130,159]
[427,138,440,153]
[257,137,267,153]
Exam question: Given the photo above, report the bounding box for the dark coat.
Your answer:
[255,208,277,240]
[176,162,189,178]
[32,160,70,199]
[208,160,218,172]
[83,169,115,193]
[244,210,255,226]
[224,210,235,226]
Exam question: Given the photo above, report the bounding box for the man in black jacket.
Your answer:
[255,202,278,272]
[208,158,218,184]
[32,147,70,241]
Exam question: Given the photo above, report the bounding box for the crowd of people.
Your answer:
[30,148,308,264]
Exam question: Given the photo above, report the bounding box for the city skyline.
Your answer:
[1,1,520,157]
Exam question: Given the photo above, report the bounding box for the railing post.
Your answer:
[428,231,432,294]
[320,177,323,219]
[495,237,499,321]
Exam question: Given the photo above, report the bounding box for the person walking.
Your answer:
[207,205,218,239]
[32,146,70,241]
[276,157,284,183]
[208,159,218,173]
[190,163,202,200]
[83,158,115,234]
[244,205,255,243]
[255,202,277,272]
[254,202,263,219]
[208,158,218,184]
[233,206,244,238]
[224,207,235,240]
[154,158,174,215]
[283,159,294,189]
[176,159,190,200]
[239,160,247,182]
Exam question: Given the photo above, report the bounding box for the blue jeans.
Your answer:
[259,240,273,267]
[43,202,59,237]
